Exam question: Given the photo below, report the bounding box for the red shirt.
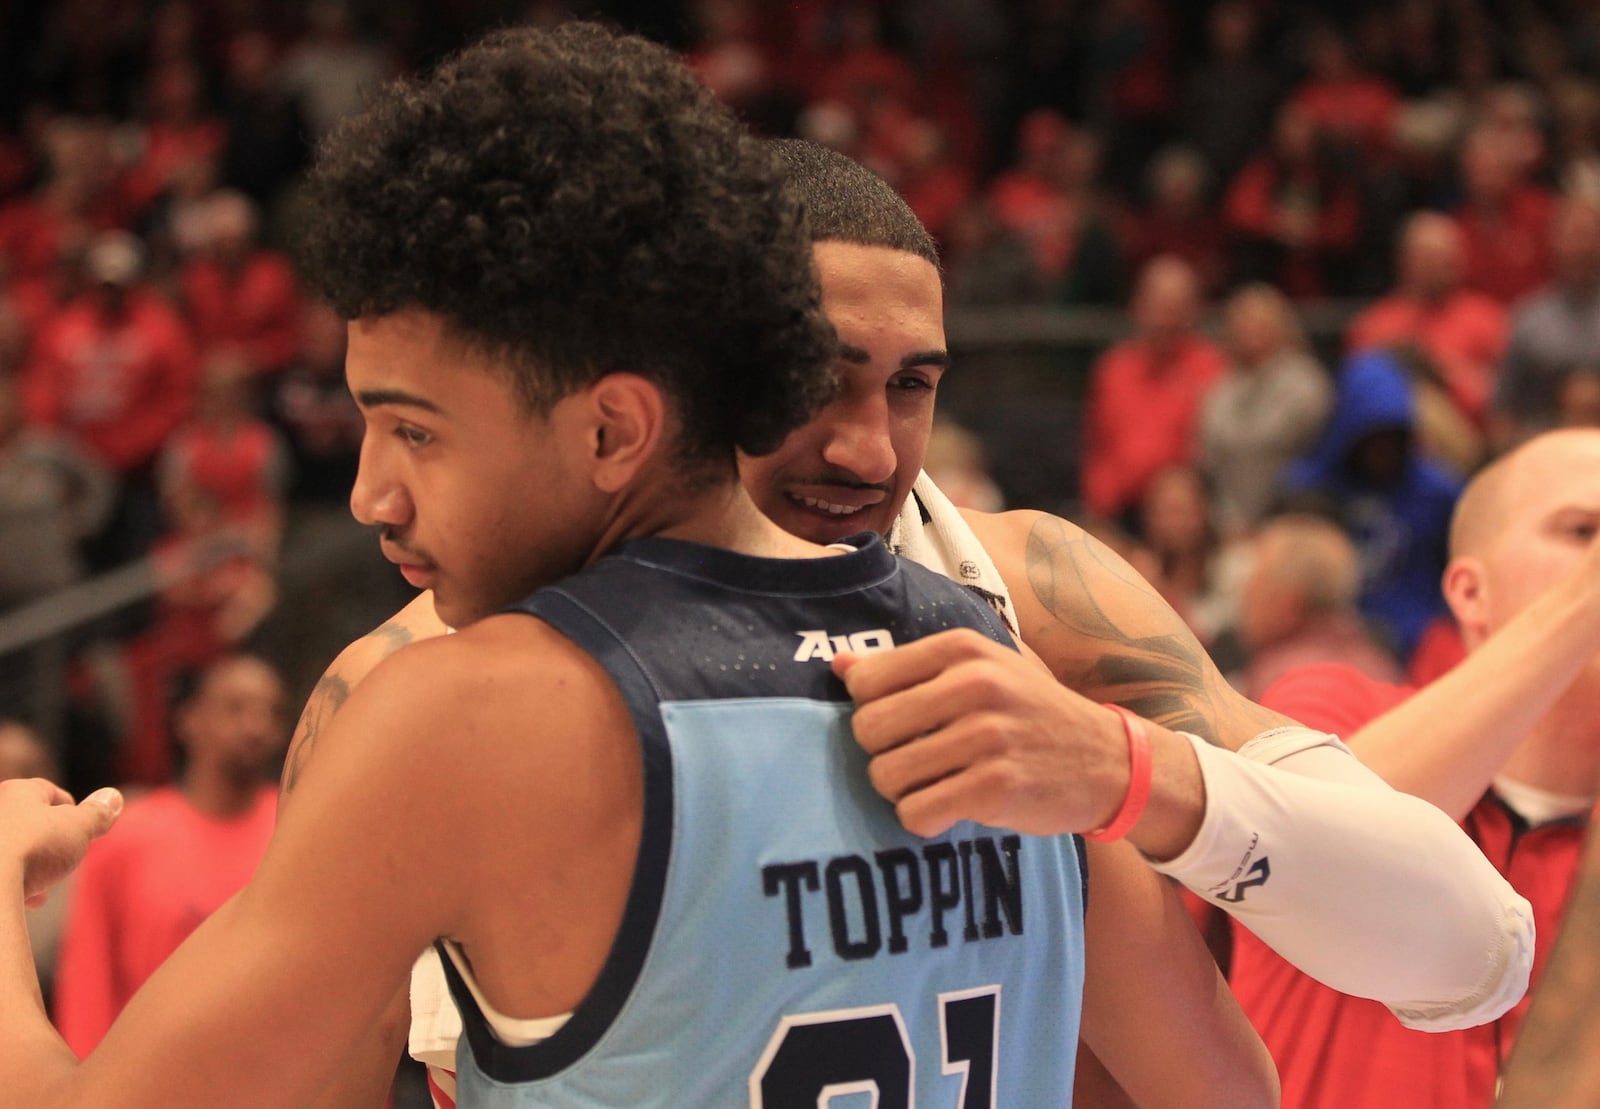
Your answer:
[1223,158,1362,299]
[1454,187,1555,306]
[1291,78,1401,156]
[161,419,284,526]
[179,251,305,374]
[987,172,1079,279]
[1346,291,1509,425]
[23,290,200,472]
[0,196,122,280]
[52,786,279,1055]
[121,119,228,215]
[1080,334,1226,519]
[1236,663,1587,1109]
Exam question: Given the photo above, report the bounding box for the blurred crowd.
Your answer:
[3,0,1600,815]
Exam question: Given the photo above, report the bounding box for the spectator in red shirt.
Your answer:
[884,119,974,248]
[53,653,286,1055]
[1347,210,1509,429]
[1289,22,1402,159]
[4,223,97,346]
[178,189,304,377]
[987,110,1125,305]
[684,0,784,125]
[22,232,199,572]
[121,59,228,221]
[158,349,288,561]
[1080,254,1225,522]
[0,116,125,283]
[1224,101,1363,299]
[1126,145,1229,297]
[1234,427,1600,1108]
[23,231,199,480]
[808,2,919,124]
[1453,123,1556,305]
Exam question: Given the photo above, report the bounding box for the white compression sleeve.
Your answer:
[1149,728,1535,1032]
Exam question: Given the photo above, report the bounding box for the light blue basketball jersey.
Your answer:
[440,534,1087,1107]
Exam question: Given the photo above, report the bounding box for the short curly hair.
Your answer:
[297,22,837,464]
[770,139,940,267]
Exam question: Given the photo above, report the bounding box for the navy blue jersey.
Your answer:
[441,534,1087,1107]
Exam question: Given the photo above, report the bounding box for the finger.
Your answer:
[894,760,1032,839]
[78,788,124,841]
[8,778,76,807]
[864,716,1001,804]
[891,772,976,839]
[850,658,1016,756]
[833,627,1002,704]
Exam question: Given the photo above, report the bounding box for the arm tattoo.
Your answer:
[1024,516,1227,744]
[282,622,416,793]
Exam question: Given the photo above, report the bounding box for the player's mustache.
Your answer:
[379,526,432,564]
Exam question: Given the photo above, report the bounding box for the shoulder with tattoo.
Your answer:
[961,507,1289,748]
[281,592,452,796]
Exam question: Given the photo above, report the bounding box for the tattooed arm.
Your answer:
[969,509,1289,748]
[949,507,1534,1029]
[281,593,451,797]
[280,591,451,1109]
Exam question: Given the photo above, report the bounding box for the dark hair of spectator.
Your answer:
[770,138,941,268]
[165,652,268,774]
[296,22,838,464]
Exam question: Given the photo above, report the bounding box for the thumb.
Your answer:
[830,651,860,680]
[80,788,124,839]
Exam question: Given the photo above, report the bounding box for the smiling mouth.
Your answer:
[790,493,869,517]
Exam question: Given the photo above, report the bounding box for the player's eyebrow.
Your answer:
[353,388,445,414]
[838,342,952,371]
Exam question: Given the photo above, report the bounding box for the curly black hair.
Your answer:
[297,22,837,464]
[770,139,940,268]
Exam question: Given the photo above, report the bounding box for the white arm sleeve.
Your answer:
[1149,728,1535,1032]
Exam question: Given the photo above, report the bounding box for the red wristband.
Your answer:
[1084,704,1152,843]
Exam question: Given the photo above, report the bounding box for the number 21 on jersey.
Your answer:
[750,986,1000,1107]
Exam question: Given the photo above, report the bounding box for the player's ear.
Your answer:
[1442,556,1490,644]
[587,373,666,493]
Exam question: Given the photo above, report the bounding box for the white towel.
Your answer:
[887,471,1017,636]
[408,948,462,1071]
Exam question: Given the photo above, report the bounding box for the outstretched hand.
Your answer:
[832,627,1128,838]
[0,779,122,908]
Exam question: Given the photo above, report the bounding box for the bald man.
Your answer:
[1233,428,1600,1108]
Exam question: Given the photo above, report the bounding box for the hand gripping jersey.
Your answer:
[437,535,1088,1107]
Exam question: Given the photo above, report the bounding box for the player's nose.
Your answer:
[819,396,896,486]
